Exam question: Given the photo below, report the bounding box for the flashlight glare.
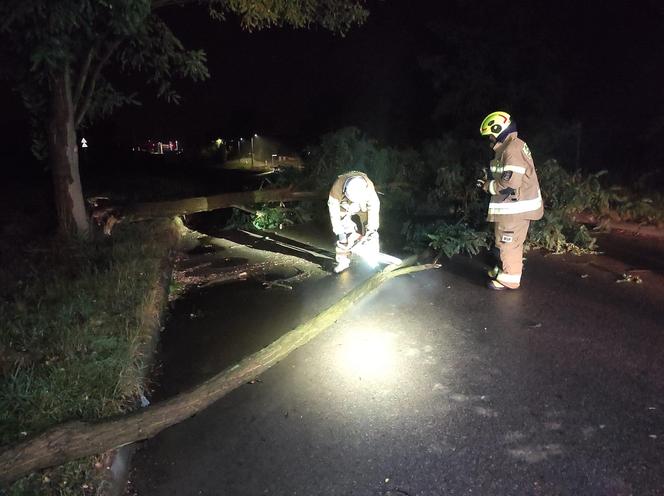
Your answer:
[364,255,379,268]
[337,327,396,380]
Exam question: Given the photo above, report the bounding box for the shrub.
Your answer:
[403,220,490,258]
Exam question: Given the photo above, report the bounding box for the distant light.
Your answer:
[254,133,258,137]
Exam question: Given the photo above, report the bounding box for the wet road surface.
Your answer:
[130,229,664,495]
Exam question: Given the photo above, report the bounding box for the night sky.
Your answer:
[2,0,663,174]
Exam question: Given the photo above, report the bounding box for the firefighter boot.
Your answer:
[334,258,351,273]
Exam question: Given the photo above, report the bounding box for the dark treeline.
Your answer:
[1,0,663,179]
[78,0,663,178]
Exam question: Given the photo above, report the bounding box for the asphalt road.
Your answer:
[129,230,664,496]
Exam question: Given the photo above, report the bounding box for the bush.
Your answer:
[527,210,597,254]
[303,126,414,191]
[225,205,311,231]
[403,220,490,258]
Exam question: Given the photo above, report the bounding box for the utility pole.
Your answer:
[251,134,258,167]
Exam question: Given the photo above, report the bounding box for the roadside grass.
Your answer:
[0,218,179,494]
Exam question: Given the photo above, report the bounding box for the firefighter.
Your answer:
[477,111,543,290]
[327,171,380,273]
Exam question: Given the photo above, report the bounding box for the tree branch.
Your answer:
[74,39,122,128]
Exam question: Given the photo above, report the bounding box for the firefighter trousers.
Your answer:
[494,219,530,288]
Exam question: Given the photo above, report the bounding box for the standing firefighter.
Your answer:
[477,111,543,290]
[328,171,380,273]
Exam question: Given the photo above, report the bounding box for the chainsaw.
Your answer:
[347,232,402,267]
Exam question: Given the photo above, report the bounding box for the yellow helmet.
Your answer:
[480,111,511,138]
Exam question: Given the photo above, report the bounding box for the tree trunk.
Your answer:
[0,258,438,483]
[572,212,664,240]
[124,188,326,221]
[48,69,90,238]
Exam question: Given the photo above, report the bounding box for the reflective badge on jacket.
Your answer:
[522,143,532,159]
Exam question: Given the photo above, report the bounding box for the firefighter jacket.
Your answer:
[327,171,380,235]
[485,132,544,223]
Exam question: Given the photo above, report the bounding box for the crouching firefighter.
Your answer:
[327,171,380,273]
[477,111,543,290]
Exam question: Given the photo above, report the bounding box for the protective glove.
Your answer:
[477,178,492,193]
[477,167,489,189]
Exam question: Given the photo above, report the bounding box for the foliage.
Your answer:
[414,221,490,258]
[537,160,616,216]
[226,205,310,231]
[527,210,597,254]
[252,206,295,230]
[0,219,178,494]
[613,194,664,225]
[0,0,368,131]
[537,160,664,226]
[303,127,396,188]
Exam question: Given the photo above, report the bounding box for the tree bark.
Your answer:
[0,258,438,484]
[48,68,90,238]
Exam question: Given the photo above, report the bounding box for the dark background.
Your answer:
[2,0,663,176]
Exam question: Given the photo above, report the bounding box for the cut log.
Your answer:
[0,257,439,484]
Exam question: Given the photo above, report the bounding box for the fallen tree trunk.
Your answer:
[573,212,664,241]
[0,257,438,484]
[125,187,325,221]
[90,188,326,235]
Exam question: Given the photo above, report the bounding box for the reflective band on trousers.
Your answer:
[497,272,521,284]
[488,189,542,215]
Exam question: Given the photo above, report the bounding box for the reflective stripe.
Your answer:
[503,164,526,174]
[488,189,542,216]
[327,196,344,235]
[497,272,521,284]
[488,180,497,195]
[490,163,503,174]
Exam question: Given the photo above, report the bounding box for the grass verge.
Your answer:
[0,218,180,495]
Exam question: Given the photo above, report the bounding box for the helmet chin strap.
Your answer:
[496,121,517,142]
